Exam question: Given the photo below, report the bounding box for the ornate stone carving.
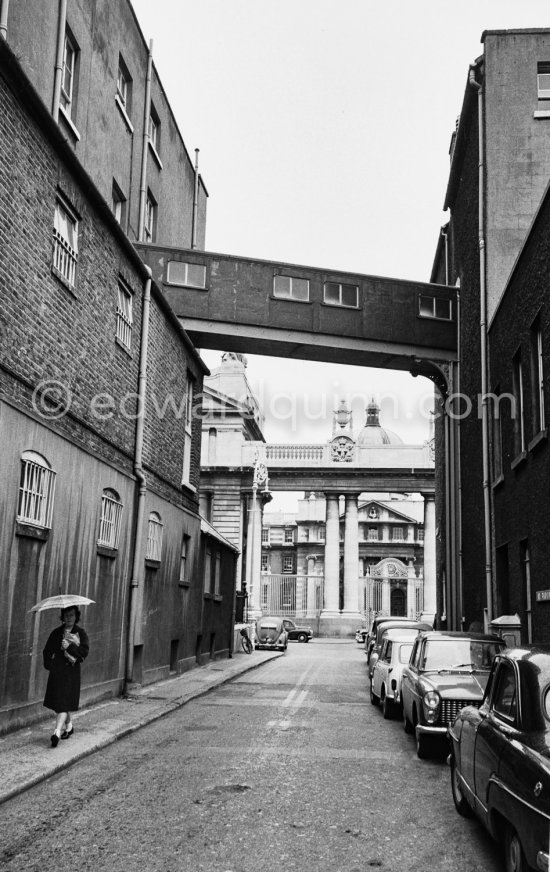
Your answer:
[330,435,354,462]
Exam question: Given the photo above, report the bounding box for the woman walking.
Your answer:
[43,606,89,747]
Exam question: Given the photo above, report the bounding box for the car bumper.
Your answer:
[416,724,448,737]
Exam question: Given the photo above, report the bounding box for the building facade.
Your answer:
[431,28,550,639]
[0,1,238,735]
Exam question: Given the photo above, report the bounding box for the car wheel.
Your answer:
[382,693,394,720]
[297,633,308,643]
[403,707,414,734]
[370,684,379,706]
[504,826,528,872]
[415,729,432,760]
[450,757,473,817]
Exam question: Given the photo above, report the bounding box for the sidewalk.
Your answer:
[0,649,281,806]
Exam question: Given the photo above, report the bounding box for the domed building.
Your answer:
[356,399,403,447]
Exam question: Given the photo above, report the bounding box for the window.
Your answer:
[182,374,194,485]
[318,524,325,541]
[324,282,358,308]
[303,528,310,542]
[273,275,309,302]
[214,553,221,596]
[530,316,545,435]
[149,103,161,155]
[112,180,127,227]
[283,555,294,574]
[261,553,268,571]
[537,62,550,99]
[284,528,294,544]
[392,527,404,541]
[261,527,269,544]
[492,390,503,479]
[368,527,378,541]
[60,30,77,117]
[144,190,157,242]
[179,535,190,584]
[116,279,133,350]
[418,295,452,320]
[53,197,78,287]
[116,55,132,114]
[492,662,518,722]
[98,489,123,549]
[512,350,525,455]
[204,547,212,594]
[17,451,56,528]
[418,528,425,542]
[146,511,163,561]
[166,261,206,288]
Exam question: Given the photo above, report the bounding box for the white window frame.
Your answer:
[17,451,56,528]
[60,32,76,115]
[273,275,309,302]
[418,295,452,321]
[179,535,190,584]
[261,553,268,572]
[318,524,325,541]
[98,489,123,549]
[368,527,378,541]
[284,528,294,544]
[283,555,294,574]
[261,527,269,544]
[116,58,130,110]
[537,63,550,99]
[146,511,163,561]
[53,197,78,287]
[182,375,194,485]
[323,281,359,308]
[144,191,157,242]
[112,181,126,226]
[166,261,207,288]
[392,526,404,541]
[116,280,133,349]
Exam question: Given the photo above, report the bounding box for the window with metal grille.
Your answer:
[53,198,78,287]
[17,451,56,528]
[98,489,123,549]
[273,275,309,302]
[146,511,163,561]
[166,261,207,288]
[116,280,133,349]
[323,282,358,308]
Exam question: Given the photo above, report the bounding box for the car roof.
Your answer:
[417,630,503,642]
[497,645,550,661]
[382,630,419,641]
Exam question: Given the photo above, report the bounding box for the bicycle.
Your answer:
[240,627,253,654]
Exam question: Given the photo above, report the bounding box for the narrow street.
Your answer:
[0,641,501,872]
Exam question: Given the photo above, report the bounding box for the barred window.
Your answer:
[116,280,133,349]
[53,198,78,287]
[17,451,56,528]
[146,511,163,561]
[98,488,123,549]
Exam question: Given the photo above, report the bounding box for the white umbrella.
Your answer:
[29,594,95,613]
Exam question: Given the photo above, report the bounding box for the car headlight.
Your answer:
[422,690,441,723]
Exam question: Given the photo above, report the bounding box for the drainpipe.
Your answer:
[125,266,152,686]
[469,63,493,627]
[0,0,10,40]
[137,40,153,242]
[191,148,200,249]
[52,0,67,120]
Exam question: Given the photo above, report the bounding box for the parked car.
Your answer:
[448,646,550,872]
[401,631,505,759]
[282,618,313,642]
[370,631,415,718]
[355,627,369,644]
[255,616,288,651]
[364,614,414,657]
[367,620,432,678]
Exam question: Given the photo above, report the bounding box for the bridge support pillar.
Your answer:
[342,493,362,621]
[422,493,437,619]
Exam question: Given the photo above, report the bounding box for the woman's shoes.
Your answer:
[51,733,59,748]
[61,726,74,740]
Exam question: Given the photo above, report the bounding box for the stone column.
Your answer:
[342,493,361,617]
[423,493,437,616]
[321,494,340,615]
[307,555,317,617]
[248,491,263,617]
[407,558,416,618]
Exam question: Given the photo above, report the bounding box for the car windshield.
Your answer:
[398,643,414,664]
[421,639,503,671]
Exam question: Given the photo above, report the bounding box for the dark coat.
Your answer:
[43,624,90,713]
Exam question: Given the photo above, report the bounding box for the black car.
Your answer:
[282,618,313,643]
[449,646,550,872]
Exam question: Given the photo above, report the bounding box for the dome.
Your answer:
[356,400,403,447]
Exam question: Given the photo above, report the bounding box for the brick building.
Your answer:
[431,29,550,639]
[0,1,237,735]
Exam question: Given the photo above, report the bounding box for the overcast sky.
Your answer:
[131,0,550,463]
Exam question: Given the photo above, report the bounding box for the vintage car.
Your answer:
[355,627,369,644]
[449,646,550,872]
[255,616,288,651]
[401,630,505,759]
[282,618,313,643]
[363,614,414,657]
[370,630,415,718]
[367,619,432,678]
